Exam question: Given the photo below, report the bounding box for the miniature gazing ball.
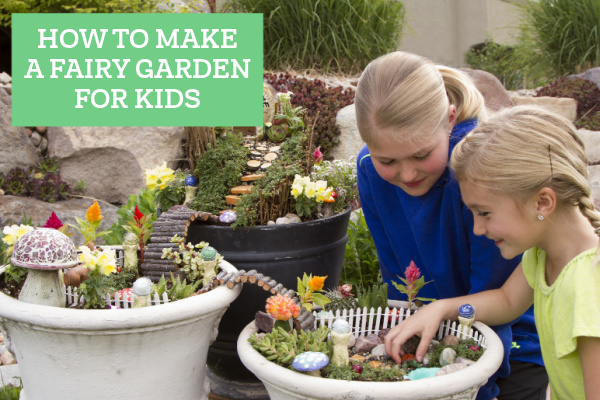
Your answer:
[184,175,198,187]
[11,228,78,269]
[458,304,475,319]
[332,318,351,334]
[200,246,217,261]
[132,277,153,296]
[219,210,236,224]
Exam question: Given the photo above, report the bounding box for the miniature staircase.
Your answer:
[224,173,263,207]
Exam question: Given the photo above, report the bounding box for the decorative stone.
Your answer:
[407,367,440,380]
[377,328,390,341]
[219,210,236,224]
[268,146,280,152]
[401,335,422,355]
[371,344,386,357]
[368,360,382,368]
[439,347,457,367]
[255,310,276,333]
[353,334,382,353]
[31,131,42,146]
[441,335,459,346]
[349,354,366,363]
[260,162,271,170]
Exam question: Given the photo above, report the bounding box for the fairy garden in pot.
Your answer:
[246,265,494,384]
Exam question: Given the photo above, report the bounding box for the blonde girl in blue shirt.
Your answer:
[384,106,600,399]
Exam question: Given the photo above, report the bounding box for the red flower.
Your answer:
[43,211,63,229]
[134,206,144,225]
[313,146,323,165]
[404,261,421,285]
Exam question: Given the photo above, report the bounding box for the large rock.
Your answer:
[0,85,41,174]
[569,67,600,91]
[47,126,185,204]
[461,68,515,112]
[510,94,578,122]
[331,104,364,161]
[0,195,118,246]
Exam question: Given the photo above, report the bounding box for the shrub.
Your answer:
[536,77,600,130]
[104,187,157,245]
[225,0,405,74]
[465,38,549,90]
[341,210,381,290]
[264,72,355,158]
[519,0,600,75]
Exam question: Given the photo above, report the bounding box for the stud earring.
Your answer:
[537,215,544,221]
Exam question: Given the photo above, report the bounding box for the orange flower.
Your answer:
[85,200,103,223]
[308,275,327,291]
[266,294,301,321]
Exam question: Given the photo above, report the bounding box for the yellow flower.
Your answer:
[308,275,327,291]
[85,200,103,223]
[266,294,301,321]
[2,225,34,246]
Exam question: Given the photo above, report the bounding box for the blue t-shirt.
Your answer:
[357,119,543,400]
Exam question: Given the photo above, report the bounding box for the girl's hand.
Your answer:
[384,301,449,363]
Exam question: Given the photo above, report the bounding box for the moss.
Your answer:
[189,133,249,214]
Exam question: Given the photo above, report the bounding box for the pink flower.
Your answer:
[313,146,323,165]
[338,284,354,297]
[404,261,421,285]
[43,211,63,229]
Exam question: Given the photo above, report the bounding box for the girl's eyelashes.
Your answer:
[414,152,431,161]
[378,159,394,165]
[477,211,490,217]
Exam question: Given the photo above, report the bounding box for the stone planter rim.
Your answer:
[0,260,240,331]
[237,318,504,399]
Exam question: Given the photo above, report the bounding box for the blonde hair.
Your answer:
[355,51,487,146]
[451,106,600,251]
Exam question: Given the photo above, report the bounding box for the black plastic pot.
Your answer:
[186,208,351,384]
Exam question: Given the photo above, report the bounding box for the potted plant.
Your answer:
[0,207,241,400]
[140,119,359,390]
[236,273,503,400]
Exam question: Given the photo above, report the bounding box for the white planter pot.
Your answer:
[0,261,241,400]
[237,312,504,400]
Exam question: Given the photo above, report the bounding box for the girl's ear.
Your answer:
[535,187,557,218]
[448,104,457,131]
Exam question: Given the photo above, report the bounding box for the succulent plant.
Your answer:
[4,168,28,196]
[56,181,70,200]
[0,171,5,190]
[33,179,58,203]
[38,157,60,174]
[249,326,331,368]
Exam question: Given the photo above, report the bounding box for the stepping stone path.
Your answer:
[224,137,283,208]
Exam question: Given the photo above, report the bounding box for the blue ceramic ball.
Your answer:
[458,304,475,319]
[184,175,198,187]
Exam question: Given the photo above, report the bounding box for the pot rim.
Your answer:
[237,318,504,399]
[195,206,353,232]
[0,260,241,330]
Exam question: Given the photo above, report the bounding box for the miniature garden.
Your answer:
[1,0,600,398]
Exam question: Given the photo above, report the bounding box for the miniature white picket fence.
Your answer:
[64,286,170,308]
[313,305,488,348]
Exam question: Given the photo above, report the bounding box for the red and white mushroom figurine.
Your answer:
[10,228,79,307]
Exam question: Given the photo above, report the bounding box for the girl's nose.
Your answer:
[472,220,486,237]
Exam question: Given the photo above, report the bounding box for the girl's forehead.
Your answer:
[368,127,446,157]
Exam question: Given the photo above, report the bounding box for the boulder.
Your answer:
[461,68,515,112]
[331,104,365,161]
[569,67,600,91]
[510,94,578,122]
[0,195,118,246]
[47,126,185,204]
[0,85,41,174]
